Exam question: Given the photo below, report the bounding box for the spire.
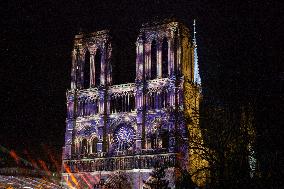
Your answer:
[193,19,201,85]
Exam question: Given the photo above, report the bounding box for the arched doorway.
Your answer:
[81,138,88,155]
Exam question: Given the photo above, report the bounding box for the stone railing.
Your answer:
[108,83,136,95]
[63,153,176,173]
[67,88,99,98]
[68,148,169,160]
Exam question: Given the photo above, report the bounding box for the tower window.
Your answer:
[95,49,101,87]
[92,138,98,153]
[81,139,88,155]
[151,40,157,79]
[162,37,168,77]
[84,51,90,89]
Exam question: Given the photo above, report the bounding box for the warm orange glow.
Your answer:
[184,82,209,187]
[43,145,61,172]
[36,177,48,188]
[79,173,92,189]
[64,164,80,188]
[62,175,76,189]
[9,150,20,164]
[24,149,39,169]
[38,159,51,176]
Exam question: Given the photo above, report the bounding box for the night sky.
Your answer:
[1,0,282,163]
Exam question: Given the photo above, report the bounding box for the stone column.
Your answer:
[176,32,181,75]
[71,49,77,89]
[136,35,144,81]
[106,43,112,85]
[144,42,151,80]
[135,35,144,151]
[78,48,84,89]
[127,93,130,112]
[168,37,174,77]
[97,126,103,153]
[89,140,92,154]
[90,51,95,87]
[136,82,144,152]
[100,43,106,86]
[157,40,162,78]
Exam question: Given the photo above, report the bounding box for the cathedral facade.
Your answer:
[62,20,201,188]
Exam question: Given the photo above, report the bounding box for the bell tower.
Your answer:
[64,30,112,160]
[70,30,112,90]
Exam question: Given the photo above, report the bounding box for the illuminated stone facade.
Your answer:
[62,20,202,188]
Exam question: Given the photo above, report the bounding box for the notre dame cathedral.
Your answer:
[62,19,202,188]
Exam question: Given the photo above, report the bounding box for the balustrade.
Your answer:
[69,81,173,117]
[63,153,176,173]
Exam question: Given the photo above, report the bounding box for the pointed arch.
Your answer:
[92,137,98,153]
[162,37,168,77]
[81,138,88,155]
[95,48,101,87]
[84,51,90,89]
[161,130,169,149]
[151,40,157,79]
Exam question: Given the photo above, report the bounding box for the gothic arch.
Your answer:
[147,33,158,43]
[146,117,170,149]
[89,134,98,154]
[84,98,90,116]
[162,37,168,78]
[161,129,169,149]
[81,138,88,155]
[151,40,157,79]
[83,50,91,89]
[95,48,101,87]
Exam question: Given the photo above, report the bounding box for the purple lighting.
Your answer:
[62,19,201,189]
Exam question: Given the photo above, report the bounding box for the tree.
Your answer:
[143,162,169,189]
[183,81,257,188]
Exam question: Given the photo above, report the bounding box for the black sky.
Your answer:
[1,0,282,160]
